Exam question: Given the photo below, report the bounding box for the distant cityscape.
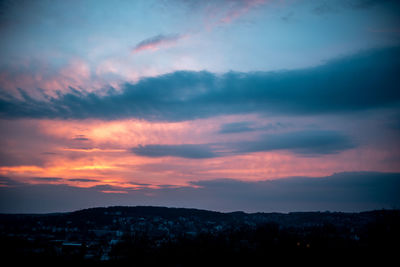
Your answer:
[1,206,399,264]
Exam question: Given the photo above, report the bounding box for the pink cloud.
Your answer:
[129,1,268,56]
[203,0,268,30]
[0,58,97,99]
[219,0,268,24]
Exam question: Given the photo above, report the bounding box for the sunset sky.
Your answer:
[1,0,400,213]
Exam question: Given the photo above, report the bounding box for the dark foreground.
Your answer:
[1,207,399,265]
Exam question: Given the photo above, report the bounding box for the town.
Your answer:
[1,206,399,264]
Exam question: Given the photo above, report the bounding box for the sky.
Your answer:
[0,0,400,213]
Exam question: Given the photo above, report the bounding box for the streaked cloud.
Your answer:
[131,130,355,159]
[219,121,290,134]
[33,177,64,182]
[233,130,355,156]
[132,144,218,159]
[132,34,183,54]
[68,178,100,183]
[72,134,90,141]
[219,122,255,134]
[179,0,269,29]
[217,0,268,25]
[0,58,95,98]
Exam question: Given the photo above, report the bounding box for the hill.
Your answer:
[1,206,399,265]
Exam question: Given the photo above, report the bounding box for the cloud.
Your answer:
[368,27,400,34]
[346,0,400,9]
[219,121,290,134]
[72,134,90,141]
[131,130,355,158]
[217,0,267,25]
[312,0,399,14]
[0,176,19,187]
[219,122,255,134]
[1,46,399,121]
[68,178,100,182]
[1,172,399,213]
[33,177,64,182]
[186,172,400,212]
[132,34,183,54]
[233,130,355,156]
[132,144,218,159]
[177,0,268,29]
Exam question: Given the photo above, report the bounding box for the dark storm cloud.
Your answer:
[131,144,218,159]
[1,172,399,213]
[1,46,399,121]
[131,130,355,159]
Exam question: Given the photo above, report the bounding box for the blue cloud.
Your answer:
[233,130,355,156]
[33,177,64,182]
[1,46,399,121]
[131,130,355,158]
[312,0,399,14]
[68,178,100,182]
[131,144,218,159]
[219,122,255,134]
[133,33,183,53]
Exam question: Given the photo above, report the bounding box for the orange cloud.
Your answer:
[1,115,399,190]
